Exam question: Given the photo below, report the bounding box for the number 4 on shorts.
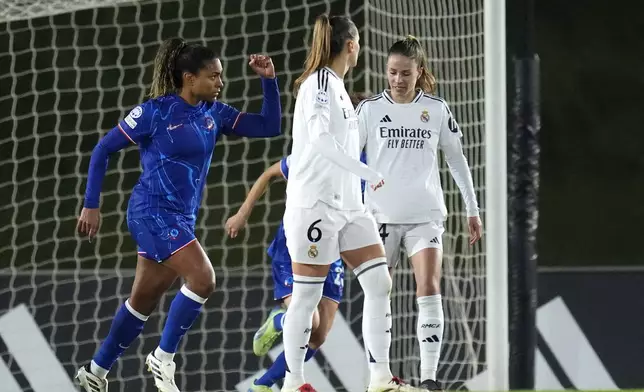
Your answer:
[379,224,389,244]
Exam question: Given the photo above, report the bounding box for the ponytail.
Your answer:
[149,38,187,98]
[294,14,332,95]
[294,14,358,95]
[389,35,437,95]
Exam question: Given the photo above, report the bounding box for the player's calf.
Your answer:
[410,247,444,385]
[308,298,339,348]
[145,285,208,392]
[308,326,328,348]
[352,257,394,386]
[145,241,212,390]
[281,274,325,390]
[82,299,148,383]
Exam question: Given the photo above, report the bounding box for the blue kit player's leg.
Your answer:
[76,217,181,392]
[133,217,213,392]
[77,216,212,392]
[321,260,345,304]
[252,259,291,357]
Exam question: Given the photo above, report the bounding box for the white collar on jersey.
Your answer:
[382,89,424,104]
[323,66,341,80]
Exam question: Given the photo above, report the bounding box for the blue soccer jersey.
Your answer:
[84,78,281,262]
[268,156,345,303]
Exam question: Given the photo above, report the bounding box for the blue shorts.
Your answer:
[272,259,345,303]
[127,216,196,262]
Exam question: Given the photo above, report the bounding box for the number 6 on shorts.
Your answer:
[283,203,341,265]
[307,219,322,242]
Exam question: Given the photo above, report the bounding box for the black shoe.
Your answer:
[419,379,443,391]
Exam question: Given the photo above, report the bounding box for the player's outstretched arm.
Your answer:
[77,127,132,240]
[213,55,282,138]
[225,160,283,238]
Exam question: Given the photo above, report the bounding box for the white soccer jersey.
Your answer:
[286,67,380,211]
[357,90,479,224]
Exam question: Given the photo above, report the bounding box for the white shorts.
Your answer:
[377,221,445,268]
[283,201,382,265]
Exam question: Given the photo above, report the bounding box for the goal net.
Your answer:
[0,0,489,391]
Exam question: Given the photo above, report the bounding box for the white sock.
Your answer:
[417,294,444,381]
[282,274,325,389]
[154,346,175,363]
[90,360,109,379]
[355,258,393,385]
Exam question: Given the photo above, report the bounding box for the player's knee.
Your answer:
[416,275,440,297]
[290,281,324,314]
[200,274,217,297]
[290,292,321,314]
[356,258,391,298]
[187,270,216,298]
[205,275,217,296]
[129,281,171,314]
[128,292,159,315]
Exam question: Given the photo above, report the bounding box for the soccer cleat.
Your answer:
[248,382,273,392]
[418,379,443,391]
[281,383,317,392]
[76,365,108,392]
[253,307,286,356]
[367,376,427,392]
[145,352,180,392]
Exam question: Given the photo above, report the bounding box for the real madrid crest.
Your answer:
[420,109,430,123]
[308,245,319,258]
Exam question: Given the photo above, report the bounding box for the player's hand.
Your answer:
[468,216,483,245]
[370,179,385,192]
[77,207,101,242]
[225,213,247,238]
[249,54,276,79]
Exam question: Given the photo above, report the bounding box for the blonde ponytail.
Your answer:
[294,14,332,95]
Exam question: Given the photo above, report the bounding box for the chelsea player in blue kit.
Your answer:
[75,38,282,392]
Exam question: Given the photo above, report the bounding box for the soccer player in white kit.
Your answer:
[356,36,484,391]
[281,14,424,392]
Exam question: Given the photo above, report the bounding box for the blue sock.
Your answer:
[255,348,317,387]
[92,300,148,373]
[273,312,285,332]
[158,285,206,356]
